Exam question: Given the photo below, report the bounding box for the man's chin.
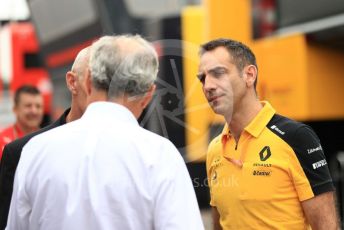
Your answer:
[212,107,233,118]
[26,122,42,129]
[211,107,223,115]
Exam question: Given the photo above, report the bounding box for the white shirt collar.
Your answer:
[81,101,138,125]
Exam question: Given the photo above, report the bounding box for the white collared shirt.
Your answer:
[7,102,204,230]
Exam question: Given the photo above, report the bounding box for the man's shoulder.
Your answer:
[0,126,15,152]
[133,127,183,162]
[4,134,31,153]
[5,119,66,155]
[205,133,223,164]
[138,126,176,148]
[6,124,52,150]
[267,113,322,154]
[267,114,311,140]
[0,125,13,138]
[208,133,222,152]
[268,113,304,131]
[28,121,74,147]
[0,125,13,133]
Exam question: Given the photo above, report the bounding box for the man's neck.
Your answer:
[15,122,38,135]
[226,98,262,142]
[66,105,83,123]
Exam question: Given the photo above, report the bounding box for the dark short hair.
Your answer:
[200,38,258,90]
[14,85,41,105]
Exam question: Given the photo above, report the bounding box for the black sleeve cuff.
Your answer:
[313,180,335,196]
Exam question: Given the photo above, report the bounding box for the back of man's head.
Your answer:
[65,47,91,121]
[71,47,90,81]
[89,34,159,100]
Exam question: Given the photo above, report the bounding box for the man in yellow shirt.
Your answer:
[197,38,338,229]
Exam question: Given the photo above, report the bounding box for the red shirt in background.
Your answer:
[0,124,24,160]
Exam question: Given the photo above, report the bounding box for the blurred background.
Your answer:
[1,0,344,228]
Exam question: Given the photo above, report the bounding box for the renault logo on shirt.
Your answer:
[259,146,271,161]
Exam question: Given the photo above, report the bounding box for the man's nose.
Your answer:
[29,105,41,114]
[203,75,216,92]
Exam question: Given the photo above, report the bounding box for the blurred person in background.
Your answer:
[0,85,43,159]
[0,47,90,230]
[7,34,204,230]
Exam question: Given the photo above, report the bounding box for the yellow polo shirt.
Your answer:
[206,102,334,229]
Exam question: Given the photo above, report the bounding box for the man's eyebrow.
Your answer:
[197,66,228,82]
[208,66,227,74]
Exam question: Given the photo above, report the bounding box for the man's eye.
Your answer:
[213,71,225,77]
[197,74,205,83]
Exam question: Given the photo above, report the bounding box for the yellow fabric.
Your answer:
[206,102,313,229]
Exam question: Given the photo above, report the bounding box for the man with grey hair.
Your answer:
[7,35,204,230]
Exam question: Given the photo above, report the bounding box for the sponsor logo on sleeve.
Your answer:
[312,159,327,169]
[307,145,323,154]
[270,125,285,135]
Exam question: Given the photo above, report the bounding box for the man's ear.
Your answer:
[85,68,92,96]
[141,84,156,109]
[66,71,77,95]
[12,104,18,115]
[244,65,257,88]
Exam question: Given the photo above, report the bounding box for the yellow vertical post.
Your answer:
[182,6,211,161]
[204,0,252,44]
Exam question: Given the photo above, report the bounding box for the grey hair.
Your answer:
[89,34,159,98]
[71,47,90,79]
